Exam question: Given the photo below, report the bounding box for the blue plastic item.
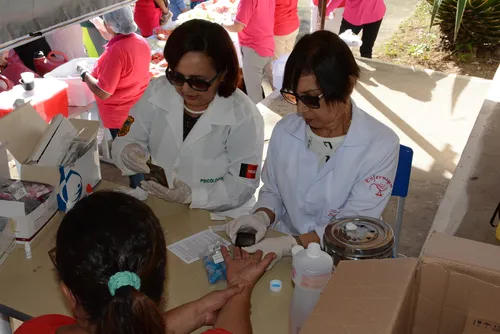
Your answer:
[391,145,414,257]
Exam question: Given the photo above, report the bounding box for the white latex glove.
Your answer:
[225,211,271,245]
[243,235,297,270]
[141,178,192,204]
[76,61,89,76]
[121,144,150,174]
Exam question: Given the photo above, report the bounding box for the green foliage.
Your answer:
[428,0,500,47]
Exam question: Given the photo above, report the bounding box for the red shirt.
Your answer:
[91,33,150,129]
[15,314,233,334]
[235,0,275,57]
[274,0,299,36]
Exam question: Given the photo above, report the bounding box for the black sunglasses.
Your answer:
[280,90,325,109]
[166,67,221,92]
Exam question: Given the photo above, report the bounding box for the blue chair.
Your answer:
[391,145,413,258]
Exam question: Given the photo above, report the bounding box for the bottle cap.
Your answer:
[346,222,357,231]
[291,245,304,256]
[270,279,282,292]
[306,242,321,258]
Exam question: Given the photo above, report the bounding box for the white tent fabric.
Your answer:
[0,0,136,52]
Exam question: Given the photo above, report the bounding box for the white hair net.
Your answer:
[103,6,138,35]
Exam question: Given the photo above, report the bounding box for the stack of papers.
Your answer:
[167,230,231,264]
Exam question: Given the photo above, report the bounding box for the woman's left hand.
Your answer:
[141,179,192,204]
[194,284,244,326]
[164,284,243,333]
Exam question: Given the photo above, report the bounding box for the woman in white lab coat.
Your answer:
[226,30,399,268]
[112,20,264,213]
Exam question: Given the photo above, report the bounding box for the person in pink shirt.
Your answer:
[326,0,386,58]
[274,0,300,59]
[77,6,151,138]
[224,0,275,103]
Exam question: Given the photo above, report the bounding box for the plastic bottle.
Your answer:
[33,51,68,76]
[289,243,333,334]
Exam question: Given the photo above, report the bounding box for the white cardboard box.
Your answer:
[0,103,101,188]
[0,103,101,239]
[0,180,58,242]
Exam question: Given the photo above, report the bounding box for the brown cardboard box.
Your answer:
[300,232,500,334]
[462,316,500,334]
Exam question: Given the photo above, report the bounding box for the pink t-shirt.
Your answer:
[236,0,276,57]
[91,33,151,129]
[274,0,299,36]
[326,0,386,25]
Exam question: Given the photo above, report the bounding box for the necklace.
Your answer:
[184,104,206,115]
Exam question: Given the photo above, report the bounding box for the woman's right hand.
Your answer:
[121,143,151,174]
[222,247,276,290]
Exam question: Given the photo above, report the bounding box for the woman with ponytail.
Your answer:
[15,191,275,334]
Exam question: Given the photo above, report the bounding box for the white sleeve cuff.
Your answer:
[190,187,208,208]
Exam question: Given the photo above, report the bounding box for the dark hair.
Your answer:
[56,191,167,334]
[282,30,361,104]
[164,19,240,98]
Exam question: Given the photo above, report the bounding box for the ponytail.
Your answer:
[98,286,165,334]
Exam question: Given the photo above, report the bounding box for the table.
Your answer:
[0,181,293,334]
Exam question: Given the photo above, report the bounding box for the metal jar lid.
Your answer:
[323,216,394,260]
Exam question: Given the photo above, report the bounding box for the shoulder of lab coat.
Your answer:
[315,102,400,240]
[111,77,170,175]
[191,89,265,211]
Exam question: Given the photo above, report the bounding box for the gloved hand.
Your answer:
[141,178,192,204]
[243,235,297,270]
[225,211,271,245]
[121,144,150,173]
[76,61,89,76]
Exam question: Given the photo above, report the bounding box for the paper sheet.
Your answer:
[167,229,231,264]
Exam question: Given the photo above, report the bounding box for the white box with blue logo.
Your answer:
[0,103,101,239]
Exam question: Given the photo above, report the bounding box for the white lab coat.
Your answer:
[112,77,264,214]
[255,100,399,241]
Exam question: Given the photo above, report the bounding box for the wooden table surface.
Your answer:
[0,181,292,334]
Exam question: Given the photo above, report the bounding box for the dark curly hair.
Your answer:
[56,191,167,334]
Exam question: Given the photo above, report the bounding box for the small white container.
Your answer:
[45,58,97,107]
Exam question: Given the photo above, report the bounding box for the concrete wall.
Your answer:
[426,65,500,248]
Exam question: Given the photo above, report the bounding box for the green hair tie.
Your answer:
[108,271,141,296]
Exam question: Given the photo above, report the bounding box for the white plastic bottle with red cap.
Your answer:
[289,242,334,334]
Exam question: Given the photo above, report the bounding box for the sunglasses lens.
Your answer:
[281,92,298,105]
[166,70,185,86]
[300,95,320,109]
[188,79,210,91]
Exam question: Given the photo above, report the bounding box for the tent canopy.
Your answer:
[0,0,135,53]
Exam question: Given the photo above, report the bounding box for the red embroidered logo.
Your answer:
[328,209,340,217]
[365,175,393,197]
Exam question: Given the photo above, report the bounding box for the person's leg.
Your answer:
[339,18,362,35]
[109,128,120,139]
[274,35,288,60]
[283,28,299,54]
[240,46,272,104]
[359,19,383,58]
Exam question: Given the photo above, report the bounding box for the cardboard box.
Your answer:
[301,232,500,334]
[0,180,58,241]
[462,316,500,334]
[0,103,101,188]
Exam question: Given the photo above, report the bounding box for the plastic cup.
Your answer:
[20,72,34,84]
